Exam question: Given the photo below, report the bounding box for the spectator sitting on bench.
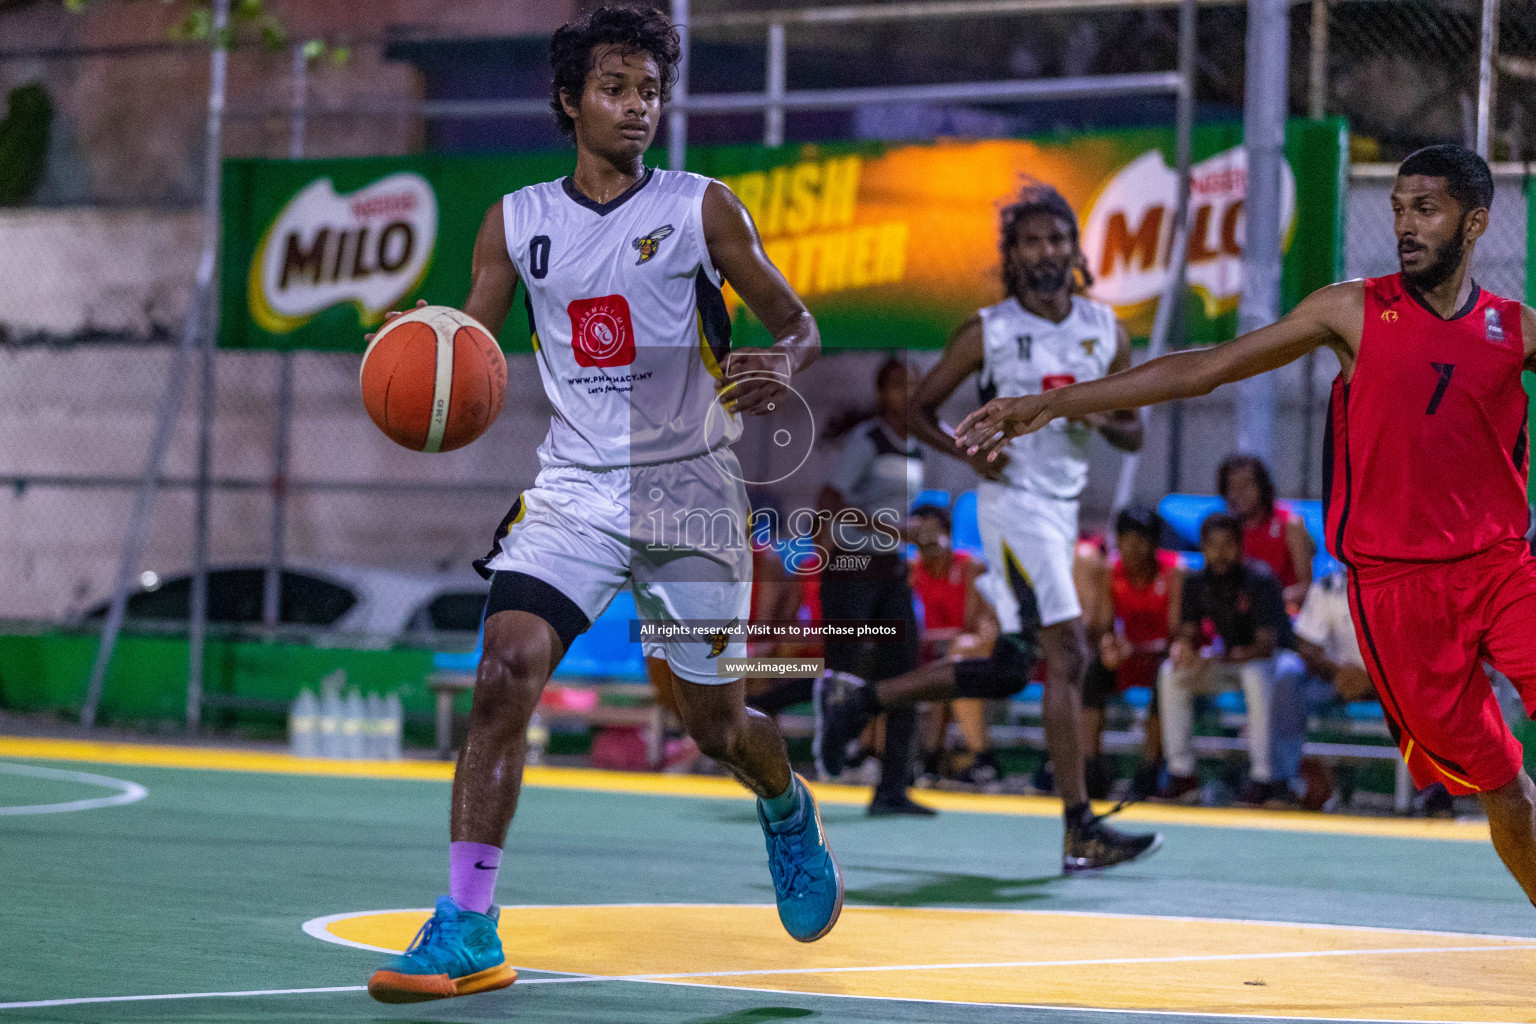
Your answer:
[1272,568,1377,808]
[1080,505,1183,799]
[908,504,1003,785]
[1219,455,1314,610]
[1157,512,1304,806]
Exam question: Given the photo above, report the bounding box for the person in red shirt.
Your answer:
[1081,505,1183,797]
[909,504,1002,783]
[1218,455,1314,609]
[958,144,1536,905]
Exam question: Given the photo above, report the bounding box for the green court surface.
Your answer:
[2,746,1534,1024]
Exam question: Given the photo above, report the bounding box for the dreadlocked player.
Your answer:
[815,185,1162,870]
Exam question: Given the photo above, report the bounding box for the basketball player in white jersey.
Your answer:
[816,186,1161,871]
[366,8,841,1004]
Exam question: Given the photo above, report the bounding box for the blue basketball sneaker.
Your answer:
[758,774,843,942]
[367,896,516,1003]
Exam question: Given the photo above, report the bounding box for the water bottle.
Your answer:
[364,693,387,759]
[526,712,549,766]
[341,690,366,760]
[318,686,342,759]
[383,692,404,761]
[289,689,319,758]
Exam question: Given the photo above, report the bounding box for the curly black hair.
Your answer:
[999,183,1091,296]
[1399,143,1494,214]
[1217,454,1276,514]
[549,6,680,137]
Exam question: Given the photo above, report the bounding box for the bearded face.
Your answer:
[1398,216,1468,293]
[1005,212,1078,300]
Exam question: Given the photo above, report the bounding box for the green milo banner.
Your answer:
[219,118,1346,353]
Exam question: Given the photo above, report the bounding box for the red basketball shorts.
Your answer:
[1347,538,1536,796]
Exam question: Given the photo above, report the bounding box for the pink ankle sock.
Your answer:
[449,841,502,914]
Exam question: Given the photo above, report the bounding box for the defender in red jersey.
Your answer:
[957,144,1536,906]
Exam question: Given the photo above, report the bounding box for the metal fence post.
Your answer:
[185,0,232,735]
[1235,0,1289,463]
[1300,0,1329,495]
[669,0,690,171]
[82,0,231,730]
[1476,0,1499,160]
[1308,0,1327,121]
[288,41,308,161]
[187,306,215,734]
[265,42,306,631]
[765,21,787,148]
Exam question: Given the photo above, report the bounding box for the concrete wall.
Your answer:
[0,209,200,342]
[0,0,578,206]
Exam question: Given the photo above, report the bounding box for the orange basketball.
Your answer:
[359,305,506,452]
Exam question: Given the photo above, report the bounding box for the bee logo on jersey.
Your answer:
[632,224,675,265]
[706,618,739,659]
[1080,339,1098,357]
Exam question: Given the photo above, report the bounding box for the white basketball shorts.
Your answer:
[480,448,752,684]
[975,481,1081,631]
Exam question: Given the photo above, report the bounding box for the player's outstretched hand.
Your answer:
[364,299,428,343]
[954,395,1052,460]
[718,349,788,416]
[967,448,1009,481]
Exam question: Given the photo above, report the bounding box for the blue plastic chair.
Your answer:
[555,590,647,681]
[433,590,649,682]
[1214,690,1248,714]
[951,490,983,554]
[1156,494,1225,549]
[1160,494,1340,577]
[1122,686,1153,710]
[1344,700,1386,721]
[911,488,951,512]
[432,648,480,673]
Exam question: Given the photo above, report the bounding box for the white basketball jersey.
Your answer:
[977,295,1119,501]
[503,168,739,469]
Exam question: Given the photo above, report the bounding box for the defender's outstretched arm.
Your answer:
[955,282,1361,459]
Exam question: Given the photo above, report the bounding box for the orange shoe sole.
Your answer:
[367,963,517,1003]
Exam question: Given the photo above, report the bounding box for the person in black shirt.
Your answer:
[1156,512,1305,805]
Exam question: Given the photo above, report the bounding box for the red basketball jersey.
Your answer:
[912,550,973,631]
[1242,507,1303,588]
[1325,274,1530,566]
[1109,549,1179,646]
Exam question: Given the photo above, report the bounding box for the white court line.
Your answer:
[0,986,366,1010]
[6,958,1536,1024]
[0,761,147,816]
[0,976,599,1010]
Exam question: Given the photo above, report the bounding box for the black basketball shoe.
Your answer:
[1062,806,1163,873]
[813,671,874,780]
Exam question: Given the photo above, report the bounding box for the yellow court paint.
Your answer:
[0,736,1491,841]
[319,904,1536,1022]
